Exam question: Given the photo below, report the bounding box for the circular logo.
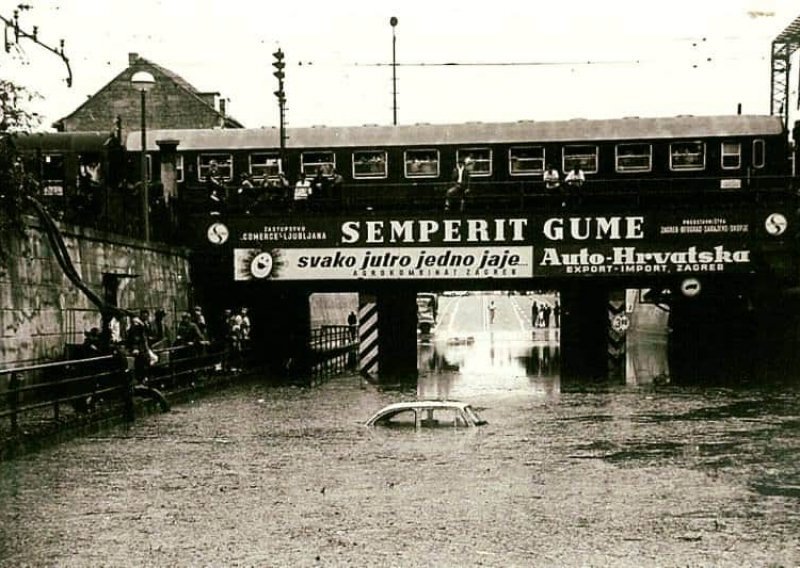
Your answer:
[611,313,630,333]
[207,222,229,245]
[250,252,274,279]
[680,278,702,297]
[764,213,787,236]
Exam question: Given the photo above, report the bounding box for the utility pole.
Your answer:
[1,8,72,87]
[273,49,287,172]
[390,17,398,126]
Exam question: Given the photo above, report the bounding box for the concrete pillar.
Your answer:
[249,288,311,379]
[607,289,628,382]
[559,283,609,380]
[667,281,754,384]
[377,288,418,382]
[358,293,379,378]
[358,288,418,383]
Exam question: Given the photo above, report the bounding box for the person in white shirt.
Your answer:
[565,165,585,188]
[293,172,312,210]
[543,164,561,191]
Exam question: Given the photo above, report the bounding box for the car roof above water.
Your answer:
[365,400,485,427]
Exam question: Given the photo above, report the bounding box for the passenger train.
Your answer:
[12,113,798,219]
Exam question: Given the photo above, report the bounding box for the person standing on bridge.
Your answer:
[544,164,561,191]
[565,164,586,207]
[445,157,473,212]
[293,172,312,211]
[206,160,226,216]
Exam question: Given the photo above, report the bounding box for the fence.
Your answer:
[0,342,226,441]
[2,326,359,438]
[308,325,358,386]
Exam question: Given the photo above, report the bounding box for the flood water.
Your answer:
[1,327,799,567]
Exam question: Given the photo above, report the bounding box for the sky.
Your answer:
[2,0,800,131]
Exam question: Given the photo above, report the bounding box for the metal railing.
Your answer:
[0,342,227,440]
[178,174,797,221]
[309,325,358,385]
[1,327,359,442]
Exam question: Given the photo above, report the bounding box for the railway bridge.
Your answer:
[187,192,798,382]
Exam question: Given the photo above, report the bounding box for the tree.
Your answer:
[0,78,41,131]
[0,79,41,262]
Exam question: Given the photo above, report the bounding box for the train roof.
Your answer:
[128,114,785,151]
[14,131,117,152]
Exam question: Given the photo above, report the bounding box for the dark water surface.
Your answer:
[1,330,799,567]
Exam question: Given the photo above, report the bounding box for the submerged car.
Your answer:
[365,400,487,428]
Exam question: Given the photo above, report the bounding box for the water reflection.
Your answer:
[415,321,799,400]
[417,330,560,401]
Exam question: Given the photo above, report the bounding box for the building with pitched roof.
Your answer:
[53,52,243,137]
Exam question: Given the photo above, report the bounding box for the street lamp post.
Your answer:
[390,17,398,126]
[131,70,155,241]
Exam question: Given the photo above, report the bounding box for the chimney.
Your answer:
[128,52,140,66]
[197,91,219,108]
[219,98,227,118]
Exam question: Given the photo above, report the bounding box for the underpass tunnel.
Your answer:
[414,289,563,386]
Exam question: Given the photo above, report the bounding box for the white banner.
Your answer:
[234,246,533,281]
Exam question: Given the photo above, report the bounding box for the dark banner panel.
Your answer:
[196,207,792,282]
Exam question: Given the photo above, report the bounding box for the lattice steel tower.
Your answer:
[771,15,800,127]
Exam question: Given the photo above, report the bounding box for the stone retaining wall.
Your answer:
[0,215,192,366]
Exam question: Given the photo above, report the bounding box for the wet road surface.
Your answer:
[1,296,799,566]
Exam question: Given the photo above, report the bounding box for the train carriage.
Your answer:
[13,130,128,229]
[131,114,793,217]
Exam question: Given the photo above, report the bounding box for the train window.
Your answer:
[753,139,765,169]
[198,154,233,181]
[615,143,652,172]
[353,150,388,179]
[509,146,545,175]
[721,142,741,170]
[250,152,282,181]
[41,153,65,195]
[670,142,705,171]
[301,151,335,176]
[563,145,598,173]
[457,148,492,176]
[404,149,440,178]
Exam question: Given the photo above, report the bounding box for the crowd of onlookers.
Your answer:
[206,160,345,216]
[78,305,252,384]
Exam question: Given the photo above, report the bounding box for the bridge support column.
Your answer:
[607,290,628,382]
[358,289,417,382]
[358,293,379,378]
[251,289,311,379]
[559,283,614,381]
[667,281,754,383]
[378,289,418,382]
